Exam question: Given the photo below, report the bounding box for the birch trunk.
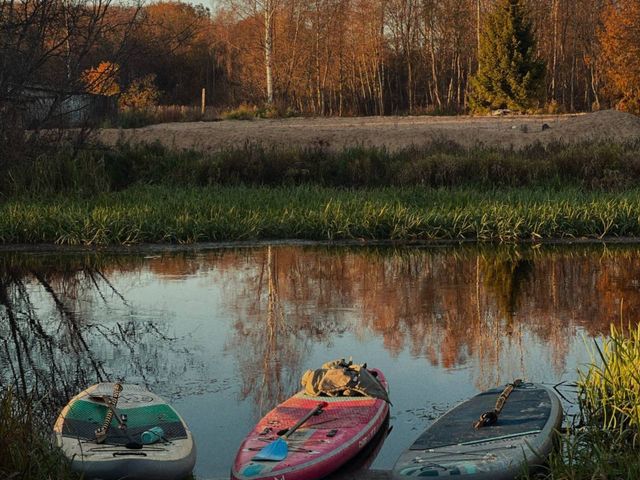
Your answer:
[264,0,274,104]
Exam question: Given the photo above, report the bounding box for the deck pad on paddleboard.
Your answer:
[393,382,562,480]
[411,386,550,450]
[62,397,188,444]
[232,369,389,480]
[54,383,196,480]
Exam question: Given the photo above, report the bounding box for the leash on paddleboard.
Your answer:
[96,382,123,443]
[473,379,523,429]
[93,383,143,449]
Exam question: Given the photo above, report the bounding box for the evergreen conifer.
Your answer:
[469,0,545,113]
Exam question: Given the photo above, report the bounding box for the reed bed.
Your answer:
[531,324,640,479]
[2,185,640,245]
[2,140,640,245]
[579,323,640,440]
[0,389,78,480]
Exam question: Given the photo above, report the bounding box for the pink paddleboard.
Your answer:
[231,369,389,480]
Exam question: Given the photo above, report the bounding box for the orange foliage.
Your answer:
[64,1,636,113]
[81,62,120,96]
[118,75,160,110]
[599,0,640,113]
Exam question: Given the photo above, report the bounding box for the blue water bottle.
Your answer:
[141,426,164,444]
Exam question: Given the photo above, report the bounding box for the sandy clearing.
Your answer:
[98,110,640,151]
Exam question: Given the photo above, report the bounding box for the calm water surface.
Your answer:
[1,244,639,478]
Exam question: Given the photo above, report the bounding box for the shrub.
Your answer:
[119,75,160,111]
[82,61,121,96]
[222,103,258,120]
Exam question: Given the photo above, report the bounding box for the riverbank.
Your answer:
[536,324,640,479]
[0,389,79,480]
[2,138,640,246]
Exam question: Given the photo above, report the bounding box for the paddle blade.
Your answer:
[252,437,288,462]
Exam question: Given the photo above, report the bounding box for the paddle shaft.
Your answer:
[281,402,326,439]
[252,401,329,461]
[282,402,328,439]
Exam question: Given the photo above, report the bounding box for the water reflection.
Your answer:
[1,244,639,477]
[0,253,187,419]
[225,246,356,415]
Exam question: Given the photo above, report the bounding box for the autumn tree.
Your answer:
[468,0,545,113]
[110,0,632,116]
[0,0,139,165]
[82,62,121,96]
[599,0,640,114]
[527,0,605,112]
[220,0,281,105]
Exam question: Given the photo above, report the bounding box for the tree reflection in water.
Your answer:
[225,246,352,415]
[223,244,640,395]
[2,244,640,422]
[0,253,184,421]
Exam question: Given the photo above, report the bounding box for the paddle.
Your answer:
[253,401,328,462]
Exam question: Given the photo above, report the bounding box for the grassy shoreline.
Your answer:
[1,139,639,245]
[3,185,640,245]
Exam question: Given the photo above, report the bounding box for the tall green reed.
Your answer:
[579,323,640,444]
[2,185,640,245]
[530,324,640,479]
[0,388,79,480]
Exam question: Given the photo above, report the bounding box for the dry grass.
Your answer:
[98,110,640,151]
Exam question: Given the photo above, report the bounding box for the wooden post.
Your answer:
[201,88,206,116]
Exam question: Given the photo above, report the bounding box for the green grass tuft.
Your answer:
[0,388,79,480]
[579,323,640,442]
[530,324,640,479]
[2,185,640,245]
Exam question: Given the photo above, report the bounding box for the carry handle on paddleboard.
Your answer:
[94,396,130,430]
[92,384,144,449]
[253,401,328,461]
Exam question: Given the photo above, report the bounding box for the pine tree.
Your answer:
[468,0,545,113]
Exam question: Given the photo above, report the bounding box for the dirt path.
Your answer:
[99,110,640,151]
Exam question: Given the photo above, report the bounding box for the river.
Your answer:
[1,243,637,478]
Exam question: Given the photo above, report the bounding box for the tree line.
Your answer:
[1,0,639,124]
[211,0,639,115]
